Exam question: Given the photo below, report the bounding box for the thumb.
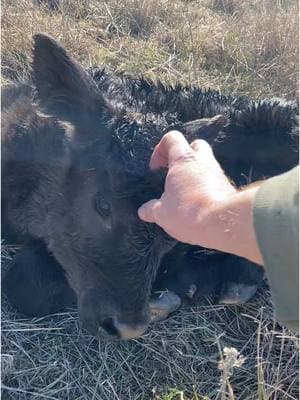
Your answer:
[138,199,162,223]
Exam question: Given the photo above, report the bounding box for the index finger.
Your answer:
[150,130,193,170]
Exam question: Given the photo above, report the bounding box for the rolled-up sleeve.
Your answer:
[253,166,299,331]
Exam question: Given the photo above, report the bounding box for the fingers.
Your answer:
[150,131,193,170]
[190,139,224,170]
[191,139,236,192]
[190,139,214,158]
[150,131,215,171]
[138,199,162,223]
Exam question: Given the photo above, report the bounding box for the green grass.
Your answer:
[1,0,299,399]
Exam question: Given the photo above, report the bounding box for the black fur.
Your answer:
[3,240,76,316]
[2,34,298,338]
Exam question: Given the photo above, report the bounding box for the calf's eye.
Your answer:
[94,194,111,217]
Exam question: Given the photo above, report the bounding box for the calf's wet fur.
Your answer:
[2,34,298,339]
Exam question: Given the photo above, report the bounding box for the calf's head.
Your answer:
[32,34,176,339]
[31,34,223,339]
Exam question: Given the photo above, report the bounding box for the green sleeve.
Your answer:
[253,166,299,332]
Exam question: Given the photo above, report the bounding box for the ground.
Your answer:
[1,0,299,399]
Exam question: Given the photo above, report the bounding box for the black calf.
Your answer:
[2,34,298,338]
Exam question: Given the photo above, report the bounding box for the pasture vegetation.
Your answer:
[1,0,299,399]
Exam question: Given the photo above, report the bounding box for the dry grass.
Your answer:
[2,245,299,400]
[1,0,299,97]
[1,0,299,399]
[1,255,299,399]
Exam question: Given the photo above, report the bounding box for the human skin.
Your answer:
[138,131,264,266]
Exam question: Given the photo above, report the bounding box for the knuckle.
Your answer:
[175,152,196,164]
[191,139,210,149]
[191,139,214,159]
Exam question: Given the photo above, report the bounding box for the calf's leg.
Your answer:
[218,255,264,305]
[153,245,264,321]
[2,240,76,317]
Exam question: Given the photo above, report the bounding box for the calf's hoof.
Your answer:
[219,283,258,305]
[149,290,181,322]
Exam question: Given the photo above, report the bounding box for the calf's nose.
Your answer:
[101,317,147,340]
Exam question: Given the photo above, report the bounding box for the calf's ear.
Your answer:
[32,34,112,142]
[183,115,228,143]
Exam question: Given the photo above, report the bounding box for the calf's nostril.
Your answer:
[101,317,120,337]
[100,317,147,339]
[113,318,148,340]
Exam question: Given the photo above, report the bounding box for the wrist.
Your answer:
[194,186,264,265]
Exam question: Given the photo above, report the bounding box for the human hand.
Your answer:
[138,131,263,264]
[138,131,236,244]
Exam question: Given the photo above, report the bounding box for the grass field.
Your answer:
[1,0,299,399]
